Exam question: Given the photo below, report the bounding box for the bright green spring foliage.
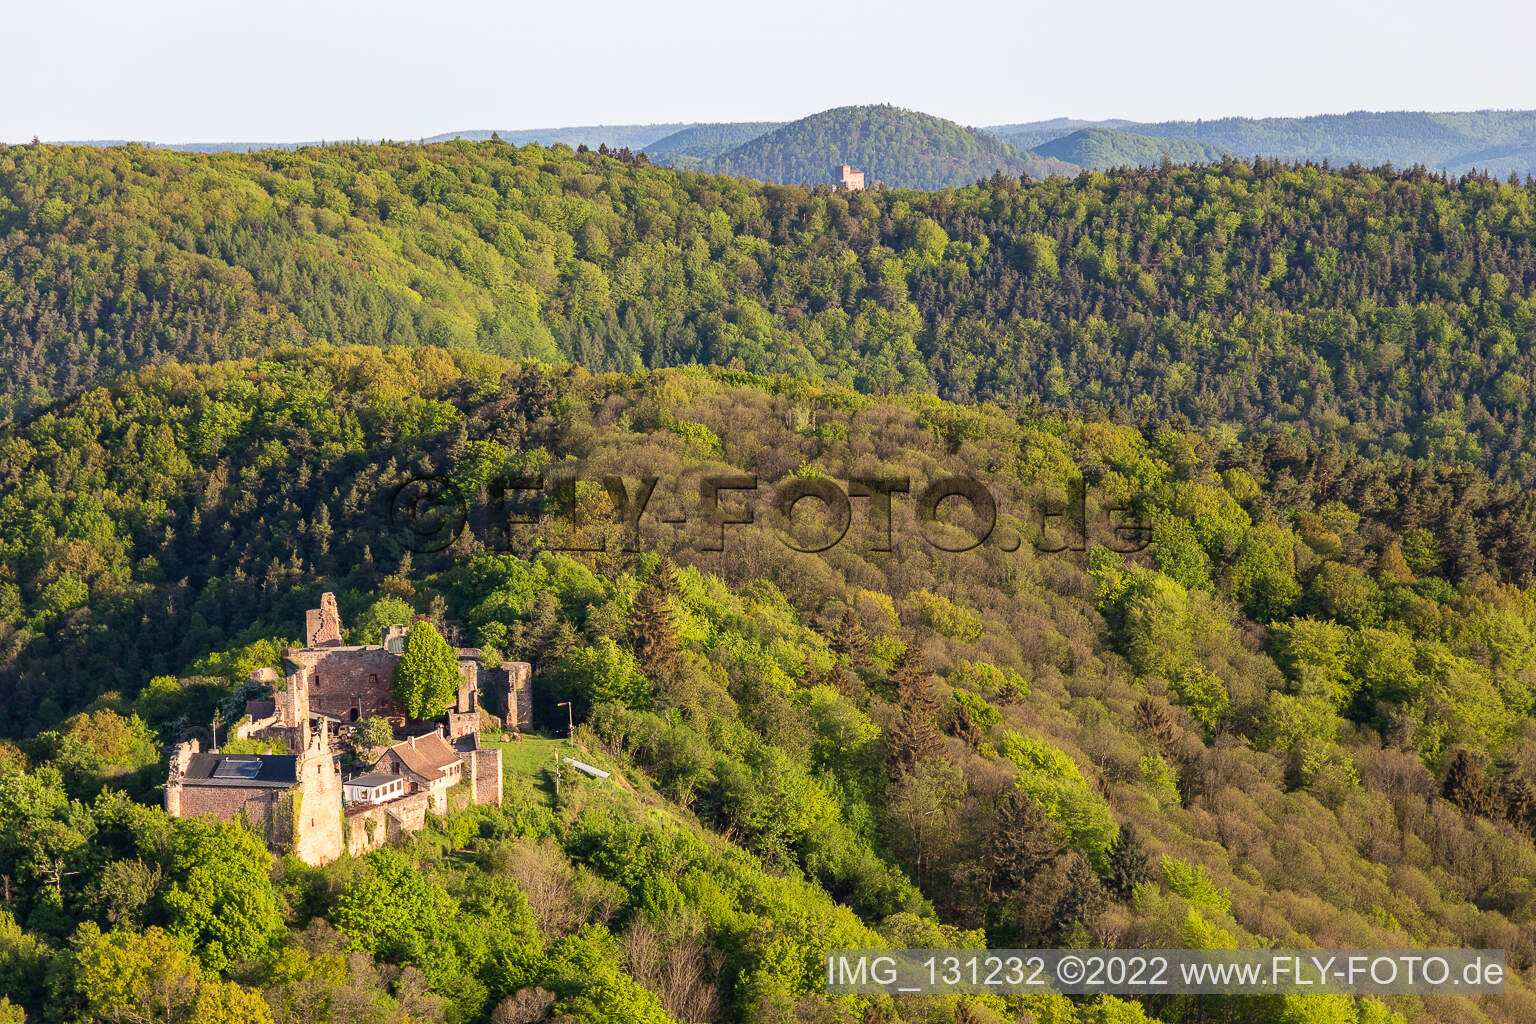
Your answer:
[392,620,462,720]
[158,816,285,974]
[3,351,1536,1021]
[5,143,1536,491]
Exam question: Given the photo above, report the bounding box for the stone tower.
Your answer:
[163,738,198,817]
[305,592,344,648]
[290,719,343,866]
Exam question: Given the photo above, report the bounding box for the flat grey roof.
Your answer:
[182,753,297,788]
[346,772,403,789]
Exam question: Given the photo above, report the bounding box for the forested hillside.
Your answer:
[5,139,1536,486]
[990,110,1536,177]
[1033,129,1227,169]
[7,135,1536,1024]
[94,107,1536,179]
[646,123,785,169]
[428,125,691,149]
[4,348,1536,1022]
[706,106,1073,188]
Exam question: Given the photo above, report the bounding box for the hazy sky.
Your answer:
[12,0,1536,142]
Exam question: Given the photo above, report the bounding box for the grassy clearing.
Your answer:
[482,732,632,807]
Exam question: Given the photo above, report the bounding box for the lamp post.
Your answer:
[556,701,573,739]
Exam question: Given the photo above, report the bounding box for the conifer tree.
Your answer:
[1049,852,1109,943]
[887,648,945,780]
[950,695,987,747]
[1444,749,1503,819]
[983,789,1070,943]
[831,665,865,703]
[1106,821,1155,899]
[804,659,826,690]
[996,673,1024,704]
[1499,755,1536,833]
[631,558,681,683]
[985,789,1064,892]
[832,607,871,669]
[650,557,680,602]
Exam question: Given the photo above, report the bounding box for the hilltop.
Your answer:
[54,107,1536,177]
[1033,127,1227,168]
[643,121,784,168]
[60,124,693,153]
[424,123,690,149]
[990,108,1536,175]
[4,141,1536,491]
[706,104,1074,188]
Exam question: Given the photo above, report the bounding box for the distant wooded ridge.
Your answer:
[53,104,1536,179]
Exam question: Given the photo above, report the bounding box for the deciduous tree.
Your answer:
[392,622,462,720]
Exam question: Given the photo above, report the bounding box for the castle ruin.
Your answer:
[265,592,533,740]
[168,592,534,864]
[165,719,344,865]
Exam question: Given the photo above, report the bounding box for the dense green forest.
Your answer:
[7,135,1536,1024]
[6,138,1536,484]
[645,124,786,170]
[990,111,1536,178]
[1032,130,1227,170]
[3,348,1536,1022]
[703,106,1072,188]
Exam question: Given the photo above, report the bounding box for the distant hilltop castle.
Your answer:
[833,164,865,191]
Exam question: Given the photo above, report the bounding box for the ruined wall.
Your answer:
[346,805,386,857]
[428,776,454,814]
[175,786,283,828]
[276,660,309,728]
[273,593,492,736]
[388,792,430,834]
[164,740,196,816]
[344,791,432,857]
[286,647,401,725]
[305,592,343,647]
[484,662,533,731]
[456,657,479,714]
[470,748,503,807]
[447,711,479,740]
[512,663,533,730]
[278,646,481,730]
[236,701,280,741]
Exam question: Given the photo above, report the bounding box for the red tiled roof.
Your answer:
[379,731,458,781]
